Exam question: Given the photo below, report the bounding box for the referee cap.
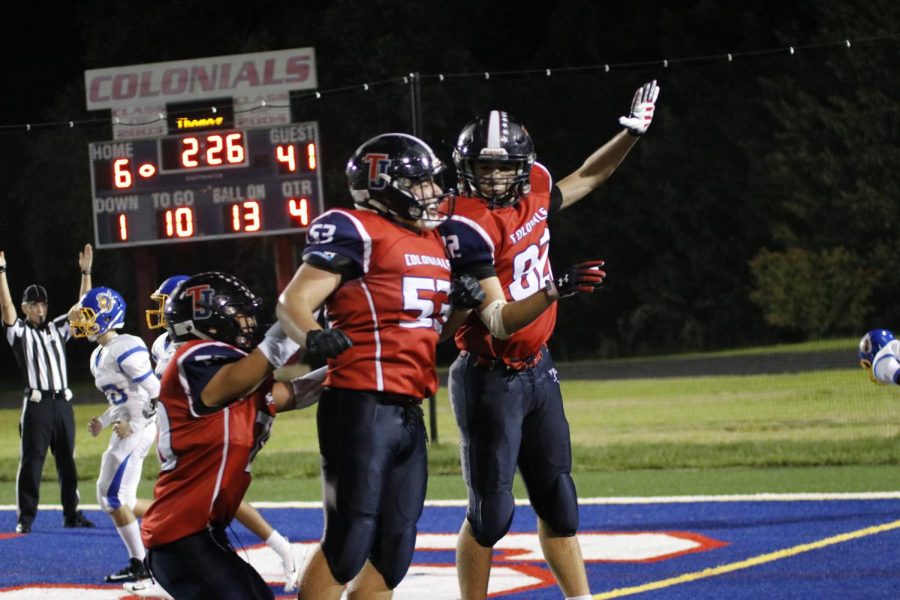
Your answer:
[22,284,48,304]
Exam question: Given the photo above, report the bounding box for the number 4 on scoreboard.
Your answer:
[288,197,310,226]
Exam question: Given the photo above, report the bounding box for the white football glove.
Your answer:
[619,80,660,136]
[257,321,301,368]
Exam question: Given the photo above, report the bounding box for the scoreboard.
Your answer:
[88,121,324,248]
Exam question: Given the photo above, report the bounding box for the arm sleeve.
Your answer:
[114,340,160,399]
[304,251,363,282]
[301,210,368,279]
[177,342,247,415]
[441,217,496,276]
[549,185,563,215]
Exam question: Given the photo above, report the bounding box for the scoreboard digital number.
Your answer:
[88,122,325,248]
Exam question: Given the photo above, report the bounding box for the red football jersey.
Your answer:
[440,163,558,360]
[141,340,276,548]
[302,208,451,398]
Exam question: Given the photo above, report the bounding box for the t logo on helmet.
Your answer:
[182,285,214,320]
[363,153,390,189]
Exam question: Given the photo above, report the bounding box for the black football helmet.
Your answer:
[164,272,265,351]
[453,110,536,207]
[346,133,452,228]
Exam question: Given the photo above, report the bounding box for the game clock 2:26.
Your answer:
[88,121,324,248]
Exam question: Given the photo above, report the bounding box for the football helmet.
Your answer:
[453,110,536,207]
[346,133,452,229]
[858,328,895,372]
[146,274,189,330]
[164,272,265,351]
[70,287,126,341]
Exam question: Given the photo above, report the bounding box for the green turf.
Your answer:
[2,339,897,505]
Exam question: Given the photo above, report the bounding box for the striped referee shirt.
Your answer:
[3,315,71,391]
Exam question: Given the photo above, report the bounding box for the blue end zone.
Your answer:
[2,496,899,598]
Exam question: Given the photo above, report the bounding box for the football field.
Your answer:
[2,341,898,597]
[3,494,900,598]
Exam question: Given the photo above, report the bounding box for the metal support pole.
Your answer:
[411,72,439,442]
[428,394,438,444]
[410,72,422,137]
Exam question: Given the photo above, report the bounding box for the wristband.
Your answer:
[289,366,327,410]
[82,270,91,275]
[544,278,560,301]
[0,265,6,273]
[257,322,301,368]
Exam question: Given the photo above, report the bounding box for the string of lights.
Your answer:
[1,32,897,133]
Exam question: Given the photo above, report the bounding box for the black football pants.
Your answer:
[17,393,80,526]
[147,526,274,600]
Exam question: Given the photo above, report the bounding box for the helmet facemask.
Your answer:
[145,293,170,330]
[69,306,103,340]
[469,158,530,208]
[370,173,454,230]
[146,275,189,330]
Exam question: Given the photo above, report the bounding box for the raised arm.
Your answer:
[78,244,93,297]
[556,80,660,210]
[0,251,16,326]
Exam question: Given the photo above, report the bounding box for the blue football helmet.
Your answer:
[70,287,126,341]
[858,328,894,378]
[146,274,189,329]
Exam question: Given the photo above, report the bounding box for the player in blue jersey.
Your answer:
[70,287,158,583]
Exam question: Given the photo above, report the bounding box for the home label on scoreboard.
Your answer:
[88,121,324,248]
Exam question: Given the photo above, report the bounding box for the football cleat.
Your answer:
[63,510,96,528]
[105,557,149,583]
[123,578,174,599]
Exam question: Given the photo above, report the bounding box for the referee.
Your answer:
[0,245,96,534]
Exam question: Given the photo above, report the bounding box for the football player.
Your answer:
[140,271,322,599]
[859,329,900,384]
[69,287,158,584]
[439,81,660,600]
[276,133,484,599]
[144,273,302,593]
